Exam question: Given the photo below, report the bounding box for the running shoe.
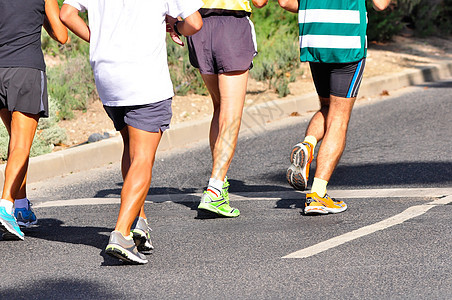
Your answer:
[198,181,240,218]
[131,217,154,254]
[222,176,230,202]
[15,200,38,228]
[105,231,148,264]
[304,192,347,215]
[0,206,24,240]
[286,142,314,191]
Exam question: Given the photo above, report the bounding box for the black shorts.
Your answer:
[187,15,257,74]
[309,58,366,99]
[0,67,49,117]
[103,98,172,133]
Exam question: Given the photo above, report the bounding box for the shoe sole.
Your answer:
[105,245,148,264]
[17,219,38,228]
[132,230,154,252]
[0,218,24,240]
[198,203,240,218]
[305,204,347,215]
[286,144,309,191]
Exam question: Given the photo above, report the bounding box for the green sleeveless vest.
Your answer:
[298,0,368,63]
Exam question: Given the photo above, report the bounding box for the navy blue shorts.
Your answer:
[187,15,257,75]
[309,58,366,98]
[103,98,172,133]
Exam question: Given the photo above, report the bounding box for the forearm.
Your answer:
[372,0,390,11]
[174,12,203,37]
[59,4,90,42]
[278,0,298,13]
[44,0,68,44]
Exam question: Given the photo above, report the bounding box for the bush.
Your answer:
[406,0,452,37]
[47,54,96,120]
[367,1,405,41]
[367,0,452,41]
[250,1,300,97]
[0,97,67,161]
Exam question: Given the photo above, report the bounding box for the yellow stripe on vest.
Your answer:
[202,0,252,12]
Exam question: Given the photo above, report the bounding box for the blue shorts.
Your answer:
[103,98,172,133]
[309,58,366,98]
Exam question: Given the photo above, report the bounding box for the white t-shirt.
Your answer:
[63,0,203,106]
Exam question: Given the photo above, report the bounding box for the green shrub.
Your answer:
[0,125,8,161]
[251,1,300,97]
[366,0,452,41]
[47,54,96,120]
[407,0,452,37]
[367,0,405,41]
[0,98,67,161]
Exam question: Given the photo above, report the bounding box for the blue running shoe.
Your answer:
[15,200,38,228]
[0,206,24,240]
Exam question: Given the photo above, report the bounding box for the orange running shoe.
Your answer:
[304,192,347,214]
[286,142,314,191]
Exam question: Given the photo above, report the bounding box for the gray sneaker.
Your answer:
[105,231,148,264]
[131,217,154,253]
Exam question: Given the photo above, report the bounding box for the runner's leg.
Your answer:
[202,70,248,181]
[1,111,39,202]
[314,95,356,181]
[114,126,162,237]
[118,127,146,220]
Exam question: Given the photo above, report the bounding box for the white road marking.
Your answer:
[36,198,120,208]
[283,195,452,259]
[33,187,452,207]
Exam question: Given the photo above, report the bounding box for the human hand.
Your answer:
[166,15,184,46]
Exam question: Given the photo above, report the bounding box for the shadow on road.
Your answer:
[330,161,452,187]
[19,218,135,266]
[0,278,122,298]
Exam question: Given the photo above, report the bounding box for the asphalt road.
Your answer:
[1,79,451,299]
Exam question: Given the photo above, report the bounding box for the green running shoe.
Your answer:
[222,176,230,203]
[198,178,240,218]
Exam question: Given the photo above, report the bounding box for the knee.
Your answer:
[8,145,31,159]
[130,154,155,169]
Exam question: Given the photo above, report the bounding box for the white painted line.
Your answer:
[33,187,452,208]
[283,195,452,259]
[35,198,120,208]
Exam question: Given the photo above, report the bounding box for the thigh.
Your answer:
[218,70,249,112]
[9,111,40,150]
[127,126,162,163]
[309,62,331,98]
[326,94,356,127]
[330,58,366,98]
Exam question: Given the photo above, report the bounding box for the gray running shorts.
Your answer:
[187,15,257,74]
[309,58,366,99]
[103,98,172,133]
[0,67,49,117]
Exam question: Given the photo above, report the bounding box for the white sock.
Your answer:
[304,136,318,150]
[311,177,328,198]
[207,178,224,196]
[0,199,14,215]
[14,198,29,209]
